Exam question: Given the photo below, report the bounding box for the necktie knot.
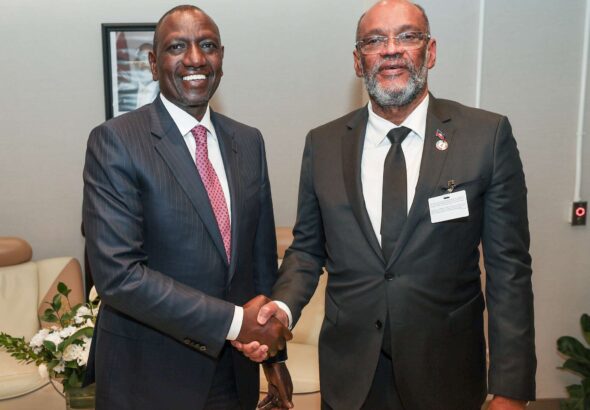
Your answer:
[386,126,411,145]
[191,125,208,146]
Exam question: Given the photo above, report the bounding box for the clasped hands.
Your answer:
[233,295,293,409]
[235,294,292,359]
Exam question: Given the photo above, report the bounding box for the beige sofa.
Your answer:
[0,237,83,400]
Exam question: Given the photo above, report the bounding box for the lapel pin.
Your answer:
[435,129,448,151]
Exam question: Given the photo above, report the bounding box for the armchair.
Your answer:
[0,237,83,400]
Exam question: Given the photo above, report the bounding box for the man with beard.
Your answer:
[83,5,293,410]
[235,0,536,409]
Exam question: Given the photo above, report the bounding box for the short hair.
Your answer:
[152,5,205,51]
[356,1,431,41]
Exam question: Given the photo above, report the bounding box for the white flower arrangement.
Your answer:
[0,282,99,392]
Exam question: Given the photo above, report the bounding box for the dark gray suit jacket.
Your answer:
[83,97,277,410]
[273,96,536,410]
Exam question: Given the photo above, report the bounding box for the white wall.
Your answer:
[0,0,588,400]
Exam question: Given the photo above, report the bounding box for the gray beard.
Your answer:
[363,53,428,107]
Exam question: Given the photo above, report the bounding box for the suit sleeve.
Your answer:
[272,131,326,326]
[83,124,234,358]
[482,116,536,400]
[252,130,278,297]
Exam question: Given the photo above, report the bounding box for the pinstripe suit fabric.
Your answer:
[83,97,278,410]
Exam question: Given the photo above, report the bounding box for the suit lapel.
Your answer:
[150,98,229,266]
[211,111,240,282]
[385,95,453,270]
[342,107,386,264]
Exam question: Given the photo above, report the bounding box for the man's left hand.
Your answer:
[488,396,528,410]
[258,362,293,409]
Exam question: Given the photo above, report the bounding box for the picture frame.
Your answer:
[101,23,158,119]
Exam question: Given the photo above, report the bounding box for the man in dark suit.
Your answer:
[241,1,536,409]
[83,5,292,410]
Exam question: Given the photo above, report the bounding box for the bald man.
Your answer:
[240,1,536,409]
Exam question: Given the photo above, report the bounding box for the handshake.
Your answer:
[234,295,292,360]
[234,295,294,410]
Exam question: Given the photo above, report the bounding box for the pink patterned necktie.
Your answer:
[191,125,231,263]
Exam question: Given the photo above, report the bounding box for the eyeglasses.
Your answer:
[355,32,431,54]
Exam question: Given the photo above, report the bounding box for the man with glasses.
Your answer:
[237,0,536,409]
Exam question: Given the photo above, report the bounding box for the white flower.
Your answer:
[60,326,77,338]
[63,344,84,362]
[76,306,91,317]
[53,361,65,374]
[29,329,50,348]
[77,337,92,366]
[44,331,63,347]
[38,364,48,379]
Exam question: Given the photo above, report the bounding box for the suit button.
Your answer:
[375,320,383,329]
[384,273,394,280]
[199,345,207,352]
[183,338,191,345]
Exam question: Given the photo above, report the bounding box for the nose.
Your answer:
[183,43,206,67]
[381,37,405,56]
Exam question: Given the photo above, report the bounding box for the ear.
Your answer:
[426,37,437,69]
[353,49,364,78]
[219,45,225,77]
[148,51,158,81]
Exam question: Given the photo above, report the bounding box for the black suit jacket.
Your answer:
[273,96,536,410]
[83,97,277,410]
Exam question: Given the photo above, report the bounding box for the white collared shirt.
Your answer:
[362,95,429,245]
[160,94,232,221]
[160,94,241,340]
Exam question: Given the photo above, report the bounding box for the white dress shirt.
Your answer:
[160,94,242,340]
[363,95,429,244]
[277,95,430,328]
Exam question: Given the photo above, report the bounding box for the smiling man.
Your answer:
[240,1,536,409]
[83,5,292,410]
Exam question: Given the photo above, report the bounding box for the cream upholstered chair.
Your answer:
[0,237,84,400]
[260,227,326,394]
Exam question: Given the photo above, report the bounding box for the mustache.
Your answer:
[379,56,412,69]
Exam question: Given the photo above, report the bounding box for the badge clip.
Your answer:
[447,180,456,193]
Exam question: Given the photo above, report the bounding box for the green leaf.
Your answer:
[65,360,79,369]
[57,282,69,296]
[42,340,56,352]
[46,359,60,371]
[41,312,58,323]
[557,336,590,364]
[61,312,72,324]
[68,370,81,388]
[52,294,62,312]
[561,359,590,378]
[581,314,590,346]
[61,327,94,350]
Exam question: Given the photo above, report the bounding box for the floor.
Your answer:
[0,384,561,410]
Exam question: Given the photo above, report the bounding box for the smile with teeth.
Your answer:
[183,74,207,81]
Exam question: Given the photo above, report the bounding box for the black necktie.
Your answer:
[380,126,411,261]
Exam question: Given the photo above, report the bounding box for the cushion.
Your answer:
[0,262,39,339]
[0,351,48,399]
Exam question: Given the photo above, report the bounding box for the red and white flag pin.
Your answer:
[435,129,448,151]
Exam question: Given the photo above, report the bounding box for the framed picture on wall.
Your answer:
[102,23,158,119]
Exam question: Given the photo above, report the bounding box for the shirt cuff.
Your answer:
[226,305,243,340]
[274,301,293,329]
